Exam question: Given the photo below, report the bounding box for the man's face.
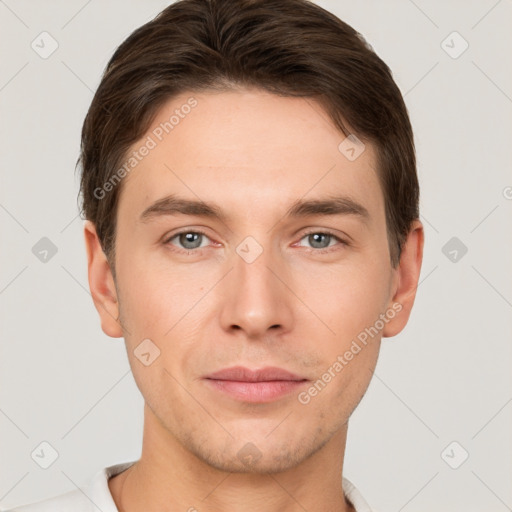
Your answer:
[110,88,399,472]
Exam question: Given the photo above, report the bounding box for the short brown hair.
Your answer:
[78,0,419,272]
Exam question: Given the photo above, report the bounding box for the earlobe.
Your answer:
[382,220,424,338]
[83,220,124,338]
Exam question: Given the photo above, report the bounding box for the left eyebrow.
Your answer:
[284,195,371,224]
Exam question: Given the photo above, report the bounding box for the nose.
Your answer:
[218,240,294,339]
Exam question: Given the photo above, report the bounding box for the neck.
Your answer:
[110,404,356,512]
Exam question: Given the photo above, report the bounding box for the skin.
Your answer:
[84,87,424,512]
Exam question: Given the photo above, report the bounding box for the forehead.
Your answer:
[118,88,384,226]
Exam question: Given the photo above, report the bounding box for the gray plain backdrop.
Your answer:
[1,1,511,510]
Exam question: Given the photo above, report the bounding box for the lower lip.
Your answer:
[204,379,308,403]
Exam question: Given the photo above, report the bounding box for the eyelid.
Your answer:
[299,227,346,238]
[164,227,210,240]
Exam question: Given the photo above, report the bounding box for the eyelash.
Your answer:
[163,229,349,255]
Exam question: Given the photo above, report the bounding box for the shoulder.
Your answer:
[3,460,136,512]
[2,489,90,512]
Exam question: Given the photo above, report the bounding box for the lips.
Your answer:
[204,366,308,403]
[206,366,306,382]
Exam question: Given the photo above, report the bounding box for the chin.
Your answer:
[184,428,329,475]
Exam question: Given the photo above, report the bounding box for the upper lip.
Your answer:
[205,366,307,382]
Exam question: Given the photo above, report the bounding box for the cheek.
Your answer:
[116,254,217,396]
[292,256,391,342]
[116,249,214,336]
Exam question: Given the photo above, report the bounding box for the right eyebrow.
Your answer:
[139,194,228,223]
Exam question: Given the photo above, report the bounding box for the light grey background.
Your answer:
[1,1,511,510]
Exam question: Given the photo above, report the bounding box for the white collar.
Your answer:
[86,460,374,512]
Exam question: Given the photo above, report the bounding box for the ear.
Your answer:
[83,220,123,338]
[382,219,424,338]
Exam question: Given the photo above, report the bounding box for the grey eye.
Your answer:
[180,232,202,249]
[305,233,334,249]
[169,232,209,250]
